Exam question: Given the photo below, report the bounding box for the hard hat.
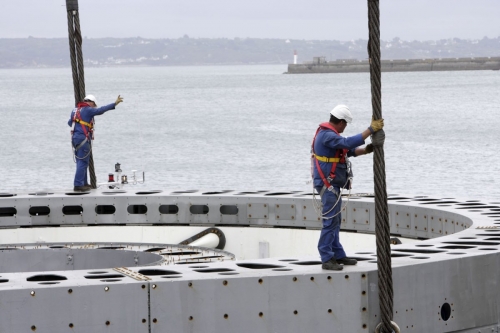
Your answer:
[330,104,353,123]
[84,94,97,105]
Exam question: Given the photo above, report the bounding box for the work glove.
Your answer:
[365,144,373,154]
[369,117,384,133]
[115,95,124,106]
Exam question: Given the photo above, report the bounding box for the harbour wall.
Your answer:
[287,56,500,74]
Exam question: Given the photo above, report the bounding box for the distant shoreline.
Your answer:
[3,57,500,71]
[1,36,499,69]
[287,56,500,74]
[0,63,289,70]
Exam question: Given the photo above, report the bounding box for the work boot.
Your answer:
[322,258,343,271]
[73,185,91,192]
[337,257,357,265]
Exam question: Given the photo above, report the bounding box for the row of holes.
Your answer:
[24,248,499,283]
[3,197,498,218]
[4,193,500,207]
[8,205,494,219]
[0,205,239,216]
[21,263,327,282]
[13,238,500,284]
[0,191,302,197]
[9,233,500,284]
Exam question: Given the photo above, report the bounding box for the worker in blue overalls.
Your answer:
[68,94,123,191]
[311,104,384,270]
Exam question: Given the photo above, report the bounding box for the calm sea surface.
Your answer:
[0,65,499,201]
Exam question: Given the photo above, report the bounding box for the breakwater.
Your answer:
[287,56,500,74]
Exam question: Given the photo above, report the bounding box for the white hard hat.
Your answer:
[330,104,353,123]
[84,94,97,105]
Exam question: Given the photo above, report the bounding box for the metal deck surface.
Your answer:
[1,189,499,332]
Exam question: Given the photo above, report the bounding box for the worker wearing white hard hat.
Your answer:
[311,104,384,271]
[330,104,353,123]
[68,94,124,191]
[83,94,97,105]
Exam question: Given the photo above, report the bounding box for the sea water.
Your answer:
[0,65,499,201]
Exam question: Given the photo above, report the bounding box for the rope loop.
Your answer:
[375,321,401,333]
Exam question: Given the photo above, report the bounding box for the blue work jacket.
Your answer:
[68,103,116,143]
[312,126,365,189]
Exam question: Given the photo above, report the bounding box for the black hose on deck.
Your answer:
[179,228,226,250]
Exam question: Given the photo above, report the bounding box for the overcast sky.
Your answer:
[2,0,499,41]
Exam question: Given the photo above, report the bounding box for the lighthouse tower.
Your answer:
[293,50,297,64]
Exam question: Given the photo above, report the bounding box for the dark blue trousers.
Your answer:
[316,186,346,263]
[73,139,90,187]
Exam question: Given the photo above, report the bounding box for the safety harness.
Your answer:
[71,102,94,141]
[70,102,94,159]
[311,122,348,196]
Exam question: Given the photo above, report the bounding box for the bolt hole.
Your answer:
[258,278,263,284]
[259,312,263,317]
[105,321,110,326]
[153,318,158,323]
[328,309,332,313]
[142,319,146,323]
[441,302,451,321]
[310,277,314,281]
[68,289,73,294]
[293,277,297,282]
[69,323,74,328]
[189,316,193,321]
[293,310,298,315]
[31,325,36,331]
[223,280,228,286]
[224,314,228,319]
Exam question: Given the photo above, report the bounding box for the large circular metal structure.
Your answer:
[0,189,499,332]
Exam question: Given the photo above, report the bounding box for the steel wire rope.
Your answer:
[66,1,97,189]
[67,10,90,163]
[66,11,80,104]
[367,1,396,332]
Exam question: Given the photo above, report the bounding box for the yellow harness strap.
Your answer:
[313,154,341,163]
[75,118,93,129]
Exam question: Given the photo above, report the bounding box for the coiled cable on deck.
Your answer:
[367,0,395,332]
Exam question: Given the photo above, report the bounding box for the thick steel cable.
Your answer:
[367,1,394,332]
[66,1,97,188]
[73,13,96,189]
[73,14,86,99]
[66,12,80,103]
